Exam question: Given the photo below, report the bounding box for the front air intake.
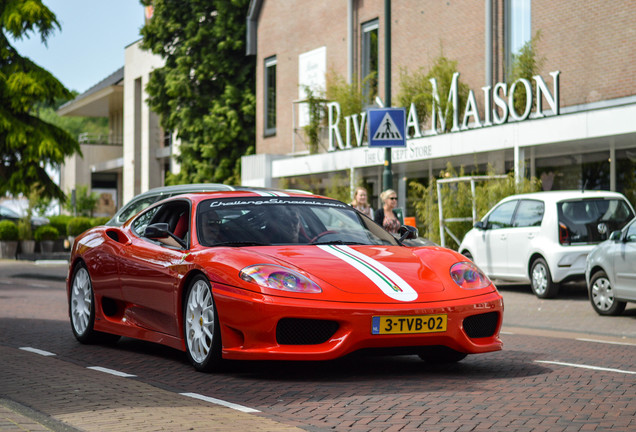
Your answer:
[276,318,339,345]
[463,312,499,338]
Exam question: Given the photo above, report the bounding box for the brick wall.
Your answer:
[254,0,636,155]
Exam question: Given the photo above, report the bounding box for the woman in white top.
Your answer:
[350,186,374,218]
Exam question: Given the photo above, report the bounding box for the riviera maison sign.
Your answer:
[326,71,560,152]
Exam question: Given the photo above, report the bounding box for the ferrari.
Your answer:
[67,190,503,371]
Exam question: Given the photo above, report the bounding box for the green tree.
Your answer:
[37,96,108,142]
[397,53,470,134]
[508,31,545,116]
[140,0,255,185]
[0,0,81,200]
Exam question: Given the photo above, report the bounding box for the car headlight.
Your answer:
[450,262,491,290]
[239,264,322,293]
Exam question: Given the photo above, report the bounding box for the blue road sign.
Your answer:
[368,108,406,148]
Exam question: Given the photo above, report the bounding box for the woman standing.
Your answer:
[374,189,400,234]
[350,186,374,218]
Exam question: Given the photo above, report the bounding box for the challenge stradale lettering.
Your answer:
[327,71,560,152]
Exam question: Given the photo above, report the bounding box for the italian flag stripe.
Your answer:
[318,245,418,302]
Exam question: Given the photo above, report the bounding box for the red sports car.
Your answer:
[67,190,503,371]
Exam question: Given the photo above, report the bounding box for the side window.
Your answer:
[626,223,636,242]
[131,206,160,236]
[513,200,544,227]
[117,194,163,224]
[486,200,517,229]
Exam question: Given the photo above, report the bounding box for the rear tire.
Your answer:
[530,258,559,299]
[461,251,473,262]
[589,271,626,316]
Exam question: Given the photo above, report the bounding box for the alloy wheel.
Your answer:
[71,267,92,337]
[185,279,216,364]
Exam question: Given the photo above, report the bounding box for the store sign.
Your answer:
[327,71,560,152]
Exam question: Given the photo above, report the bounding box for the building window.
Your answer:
[506,0,531,73]
[264,56,277,136]
[361,19,379,104]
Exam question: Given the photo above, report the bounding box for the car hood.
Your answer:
[197,244,478,303]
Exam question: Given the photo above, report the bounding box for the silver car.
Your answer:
[585,218,636,316]
[106,184,237,227]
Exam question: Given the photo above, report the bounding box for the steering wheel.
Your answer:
[309,230,337,244]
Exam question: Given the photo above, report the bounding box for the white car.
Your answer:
[458,191,635,298]
[585,218,636,315]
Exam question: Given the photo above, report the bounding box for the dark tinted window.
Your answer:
[513,200,544,227]
[196,197,398,246]
[558,198,634,244]
[486,200,517,229]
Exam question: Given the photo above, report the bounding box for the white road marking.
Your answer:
[87,366,136,378]
[575,338,636,347]
[180,392,260,413]
[535,360,636,375]
[19,347,56,356]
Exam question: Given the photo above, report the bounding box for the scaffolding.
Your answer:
[436,175,508,248]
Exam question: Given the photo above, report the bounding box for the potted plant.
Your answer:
[17,219,35,254]
[34,225,59,254]
[0,220,19,259]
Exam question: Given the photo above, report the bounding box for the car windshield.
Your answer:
[196,197,399,247]
[558,198,634,244]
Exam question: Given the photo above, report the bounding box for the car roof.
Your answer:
[499,190,631,203]
[129,183,237,198]
[176,189,326,202]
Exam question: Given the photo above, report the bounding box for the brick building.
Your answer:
[242,0,636,210]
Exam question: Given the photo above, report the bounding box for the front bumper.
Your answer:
[212,285,504,361]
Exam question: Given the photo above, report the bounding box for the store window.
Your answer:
[264,56,277,136]
[506,0,531,73]
[361,19,379,104]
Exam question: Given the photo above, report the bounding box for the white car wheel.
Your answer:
[590,271,626,316]
[530,258,559,299]
[184,276,222,371]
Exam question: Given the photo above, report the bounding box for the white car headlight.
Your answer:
[239,264,322,293]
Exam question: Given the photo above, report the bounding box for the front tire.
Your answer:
[589,271,626,316]
[184,275,222,372]
[69,263,119,344]
[530,257,559,299]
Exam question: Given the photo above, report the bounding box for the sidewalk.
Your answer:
[0,345,303,432]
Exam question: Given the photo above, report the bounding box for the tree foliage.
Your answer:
[140,0,255,185]
[508,31,545,115]
[397,53,470,133]
[0,0,80,199]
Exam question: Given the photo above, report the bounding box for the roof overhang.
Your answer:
[57,85,123,117]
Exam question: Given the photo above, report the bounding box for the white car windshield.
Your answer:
[196,197,399,247]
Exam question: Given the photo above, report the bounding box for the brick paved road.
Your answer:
[0,261,634,431]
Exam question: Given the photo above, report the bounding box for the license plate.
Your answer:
[371,314,447,335]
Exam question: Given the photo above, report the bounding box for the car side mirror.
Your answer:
[609,230,622,242]
[474,221,486,230]
[398,225,418,242]
[144,222,170,239]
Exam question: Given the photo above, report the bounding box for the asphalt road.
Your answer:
[0,260,634,431]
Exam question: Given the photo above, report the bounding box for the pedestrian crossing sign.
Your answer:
[368,108,406,148]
